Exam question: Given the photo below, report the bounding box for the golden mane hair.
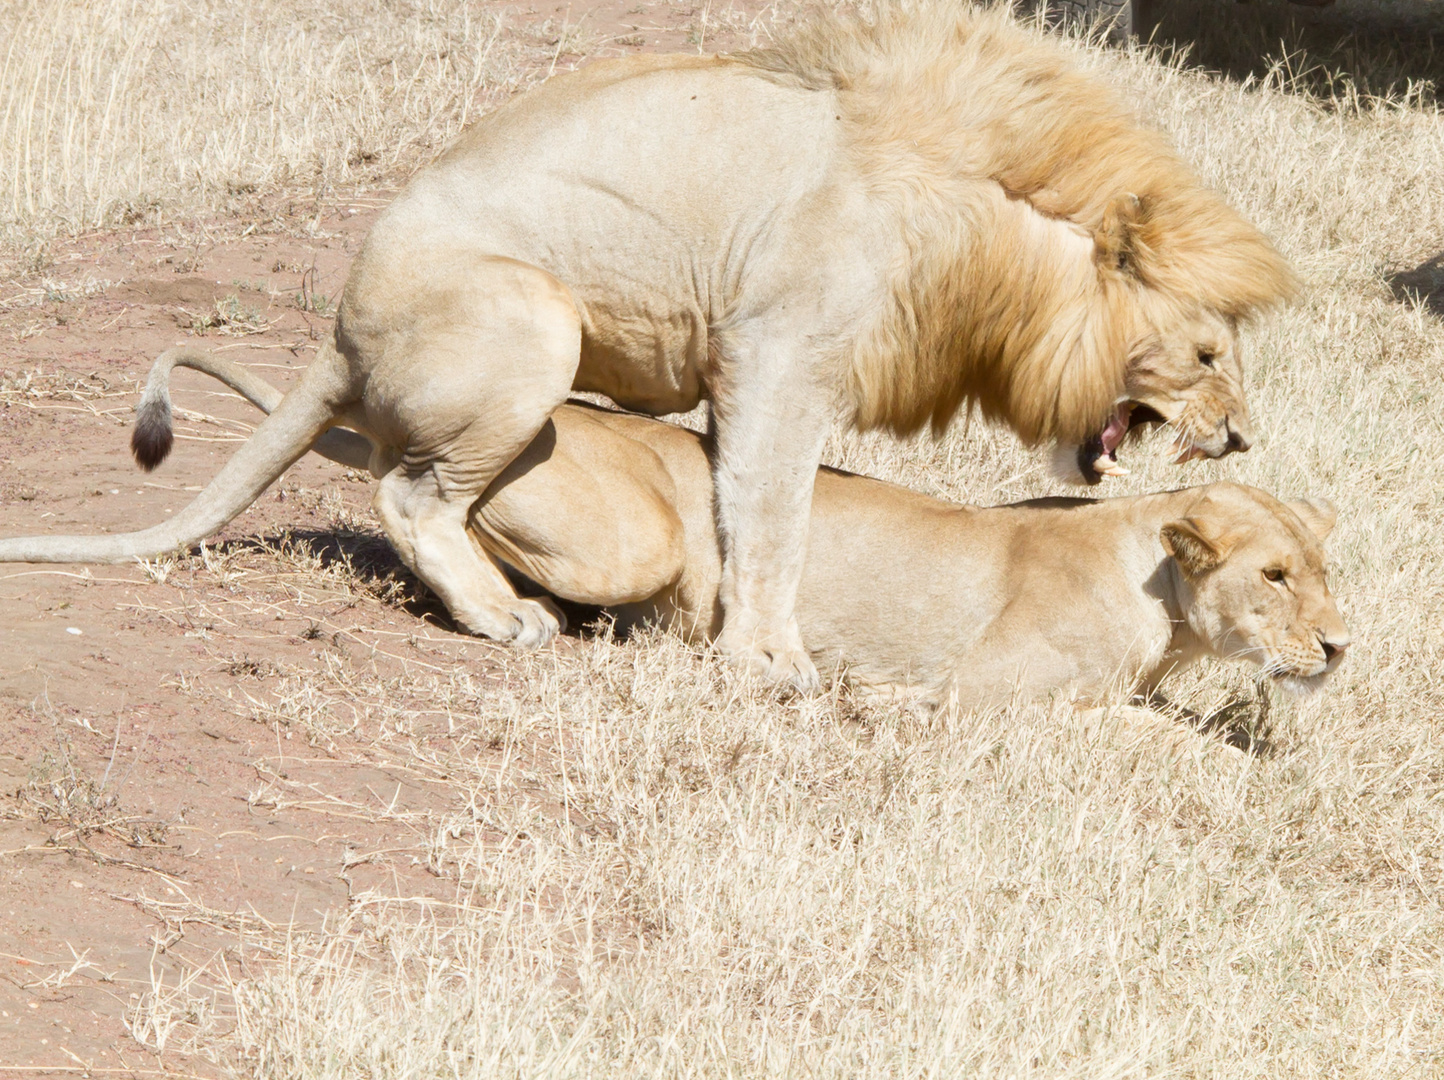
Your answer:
[737,3,1297,443]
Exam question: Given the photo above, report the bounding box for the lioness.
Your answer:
[130,354,1351,709]
[0,5,1295,690]
[467,407,1351,707]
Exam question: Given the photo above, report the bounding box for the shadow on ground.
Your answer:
[223,528,618,641]
[1150,688,1279,754]
[1388,251,1444,318]
[1140,0,1443,101]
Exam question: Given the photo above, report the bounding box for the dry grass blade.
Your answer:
[0,0,538,244]
[0,367,132,404]
[122,945,221,1056]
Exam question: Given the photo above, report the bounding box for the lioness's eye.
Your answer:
[1197,348,1216,367]
[1263,568,1285,583]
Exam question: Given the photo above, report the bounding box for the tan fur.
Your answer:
[100,357,1350,708]
[469,404,1351,709]
[739,6,1296,443]
[0,4,1293,691]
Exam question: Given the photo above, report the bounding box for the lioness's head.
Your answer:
[1160,485,1351,692]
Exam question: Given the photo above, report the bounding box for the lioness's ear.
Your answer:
[1160,517,1223,577]
[1286,497,1338,542]
[1095,192,1145,278]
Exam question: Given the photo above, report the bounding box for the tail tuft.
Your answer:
[131,395,174,471]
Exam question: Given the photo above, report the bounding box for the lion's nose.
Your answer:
[1321,636,1350,664]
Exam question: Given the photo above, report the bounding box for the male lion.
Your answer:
[0,5,1295,690]
[124,353,1352,709]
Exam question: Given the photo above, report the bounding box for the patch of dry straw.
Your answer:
[0,0,536,239]
[5,3,1444,1075]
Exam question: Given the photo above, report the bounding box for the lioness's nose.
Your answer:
[1225,419,1251,454]
[1321,636,1350,663]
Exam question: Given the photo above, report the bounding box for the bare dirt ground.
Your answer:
[0,4,771,1074]
[0,200,415,1076]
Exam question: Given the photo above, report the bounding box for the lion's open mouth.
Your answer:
[1076,403,1165,485]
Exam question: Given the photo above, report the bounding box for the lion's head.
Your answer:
[1069,307,1253,483]
[1161,485,1350,692]
[777,6,1297,483]
[1061,186,1292,485]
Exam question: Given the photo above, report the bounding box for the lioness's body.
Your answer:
[0,6,1295,690]
[472,404,1348,707]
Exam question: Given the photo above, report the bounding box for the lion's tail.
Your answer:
[132,346,297,470]
[132,346,374,473]
[0,343,357,565]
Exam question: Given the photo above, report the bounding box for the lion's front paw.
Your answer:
[720,634,821,693]
[455,596,565,648]
[764,645,821,693]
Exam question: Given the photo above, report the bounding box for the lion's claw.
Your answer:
[457,596,564,648]
[725,640,821,693]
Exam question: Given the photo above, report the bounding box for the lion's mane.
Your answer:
[738,4,1296,443]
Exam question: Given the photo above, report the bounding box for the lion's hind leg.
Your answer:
[362,257,582,646]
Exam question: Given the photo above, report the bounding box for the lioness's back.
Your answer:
[795,480,1166,696]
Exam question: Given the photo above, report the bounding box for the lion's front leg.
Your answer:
[709,344,833,693]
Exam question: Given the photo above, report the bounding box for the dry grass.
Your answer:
[0,0,543,243]
[168,628,1440,1076]
[4,1,1444,1076]
[0,0,790,252]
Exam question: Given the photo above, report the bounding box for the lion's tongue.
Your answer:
[1093,405,1132,477]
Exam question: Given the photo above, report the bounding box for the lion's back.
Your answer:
[374,56,843,260]
[346,54,856,416]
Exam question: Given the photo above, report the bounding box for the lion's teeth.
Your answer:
[1093,456,1129,477]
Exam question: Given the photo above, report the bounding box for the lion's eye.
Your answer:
[1197,348,1216,367]
[1263,567,1285,584]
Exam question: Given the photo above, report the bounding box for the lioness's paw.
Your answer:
[456,597,565,648]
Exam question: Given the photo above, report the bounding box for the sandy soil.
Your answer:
[0,3,772,1073]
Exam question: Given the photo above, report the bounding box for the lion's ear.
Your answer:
[1160,517,1225,577]
[1095,192,1145,278]
[1286,497,1338,542]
